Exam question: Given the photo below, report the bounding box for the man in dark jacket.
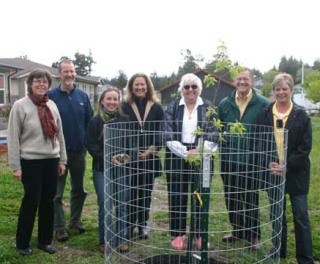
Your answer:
[218,68,268,250]
[49,60,93,242]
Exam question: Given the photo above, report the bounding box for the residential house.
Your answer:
[0,58,101,106]
[159,69,236,108]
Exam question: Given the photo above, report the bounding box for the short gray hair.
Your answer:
[178,73,203,94]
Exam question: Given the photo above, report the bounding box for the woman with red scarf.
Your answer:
[7,69,67,256]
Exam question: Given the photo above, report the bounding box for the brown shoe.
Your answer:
[55,228,69,242]
[100,244,111,254]
[249,237,261,251]
[68,222,85,234]
[117,243,129,253]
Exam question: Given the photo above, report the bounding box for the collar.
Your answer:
[273,101,293,119]
[179,96,204,107]
[236,88,253,101]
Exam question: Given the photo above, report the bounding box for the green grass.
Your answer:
[0,118,320,263]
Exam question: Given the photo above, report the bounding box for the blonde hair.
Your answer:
[272,73,294,90]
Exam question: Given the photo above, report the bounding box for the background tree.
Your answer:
[109,70,128,89]
[52,56,71,69]
[312,59,320,70]
[177,49,203,78]
[73,51,95,76]
[303,70,320,103]
[52,52,95,76]
[278,55,301,81]
[261,70,280,98]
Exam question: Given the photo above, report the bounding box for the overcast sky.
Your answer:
[1,0,319,79]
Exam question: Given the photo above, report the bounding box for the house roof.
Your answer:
[159,68,236,92]
[0,58,101,85]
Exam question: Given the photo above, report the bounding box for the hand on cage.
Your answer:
[269,162,285,176]
[112,153,130,165]
[138,145,157,160]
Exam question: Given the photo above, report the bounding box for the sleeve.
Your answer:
[84,94,93,131]
[56,108,67,164]
[166,141,187,158]
[287,113,312,169]
[86,118,104,160]
[7,103,23,171]
[163,101,177,142]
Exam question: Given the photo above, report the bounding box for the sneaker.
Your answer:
[171,235,186,250]
[195,237,211,250]
[37,243,57,254]
[69,222,85,234]
[55,228,69,242]
[16,245,32,256]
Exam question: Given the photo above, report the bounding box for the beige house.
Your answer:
[0,58,101,106]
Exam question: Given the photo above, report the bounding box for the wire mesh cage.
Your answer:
[104,121,288,264]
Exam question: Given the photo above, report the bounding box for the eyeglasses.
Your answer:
[33,79,49,85]
[236,77,250,82]
[184,84,198,90]
[276,119,283,128]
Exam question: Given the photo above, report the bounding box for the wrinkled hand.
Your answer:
[186,148,198,157]
[58,163,66,176]
[269,162,284,176]
[13,169,22,181]
[138,146,157,160]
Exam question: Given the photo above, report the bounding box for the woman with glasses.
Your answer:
[258,73,314,263]
[7,69,67,256]
[164,73,218,250]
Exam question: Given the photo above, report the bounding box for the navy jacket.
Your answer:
[49,86,93,151]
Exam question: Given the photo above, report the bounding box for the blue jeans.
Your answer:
[94,167,129,247]
[281,194,314,264]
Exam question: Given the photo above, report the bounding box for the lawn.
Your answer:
[0,117,319,264]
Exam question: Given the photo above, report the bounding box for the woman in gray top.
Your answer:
[7,69,67,256]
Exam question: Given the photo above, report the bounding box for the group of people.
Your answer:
[7,61,314,263]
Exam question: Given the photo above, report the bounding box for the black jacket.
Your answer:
[258,102,312,195]
[86,114,128,171]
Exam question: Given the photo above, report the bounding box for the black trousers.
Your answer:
[128,161,155,229]
[165,151,208,238]
[220,162,261,240]
[16,158,59,249]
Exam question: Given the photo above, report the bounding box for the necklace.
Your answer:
[186,106,195,120]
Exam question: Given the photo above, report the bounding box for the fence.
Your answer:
[104,121,288,264]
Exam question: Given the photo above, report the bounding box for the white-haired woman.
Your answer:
[164,73,218,250]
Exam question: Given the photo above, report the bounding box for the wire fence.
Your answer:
[104,121,288,264]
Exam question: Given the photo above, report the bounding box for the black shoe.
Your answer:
[222,234,241,242]
[16,246,32,256]
[138,227,148,239]
[37,243,57,254]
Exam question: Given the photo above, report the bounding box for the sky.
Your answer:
[1,0,319,79]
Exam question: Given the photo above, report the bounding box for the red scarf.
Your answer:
[29,93,58,146]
